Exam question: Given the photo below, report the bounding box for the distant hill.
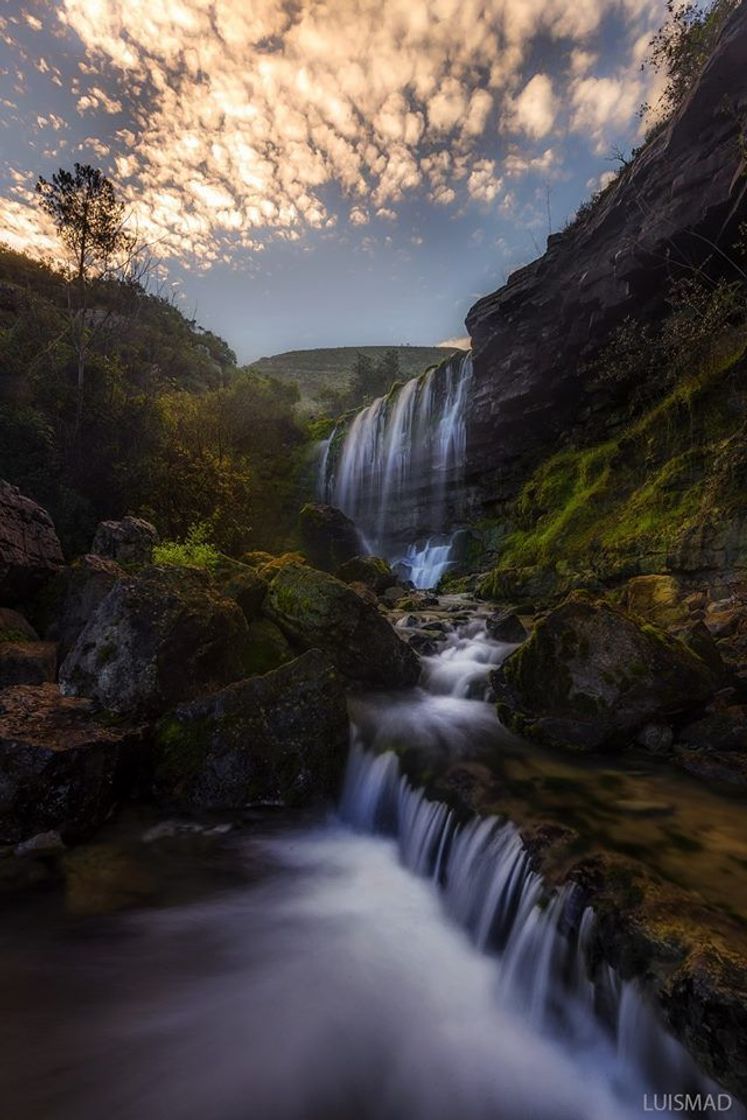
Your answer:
[250,345,463,414]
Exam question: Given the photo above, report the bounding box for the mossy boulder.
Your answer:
[243,618,295,675]
[336,555,397,593]
[0,684,145,844]
[299,503,361,572]
[59,566,251,715]
[91,516,158,568]
[40,554,125,660]
[214,562,268,623]
[267,564,420,688]
[492,592,717,751]
[256,551,307,581]
[152,650,349,810]
[0,641,57,688]
[623,574,689,630]
[0,608,38,644]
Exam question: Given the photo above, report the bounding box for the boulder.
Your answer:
[243,618,295,675]
[215,563,268,623]
[336,555,397,593]
[0,642,57,688]
[0,684,145,844]
[60,566,250,715]
[493,593,716,751]
[622,575,689,630]
[299,503,361,572]
[91,516,158,567]
[485,608,528,644]
[0,480,64,604]
[267,564,420,688]
[41,554,125,660]
[153,650,349,810]
[0,608,38,643]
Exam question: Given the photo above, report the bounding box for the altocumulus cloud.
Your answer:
[0,0,666,267]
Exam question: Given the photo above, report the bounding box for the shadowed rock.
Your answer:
[91,516,158,568]
[0,480,64,605]
[299,503,361,572]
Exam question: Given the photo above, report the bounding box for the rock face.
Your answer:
[0,684,144,844]
[267,563,420,688]
[91,516,158,567]
[153,650,349,810]
[0,480,64,604]
[493,593,716,750]
[42,554,125,660]
[299,503,361,572]
[464,5,747,512]
[60,566,250,715]
[0,608,38,643]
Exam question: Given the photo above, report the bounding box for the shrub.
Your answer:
[153,523,221,570]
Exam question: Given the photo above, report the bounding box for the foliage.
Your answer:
[153,523,221,570]
[0,242,307,556]
[642,0,740,123]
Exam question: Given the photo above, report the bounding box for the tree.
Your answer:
[36,164,139,441]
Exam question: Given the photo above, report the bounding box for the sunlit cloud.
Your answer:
[0,0,665,267]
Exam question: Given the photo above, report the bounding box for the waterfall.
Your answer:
[339,743,735,1115]
[320,352,472,587]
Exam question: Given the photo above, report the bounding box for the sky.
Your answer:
[0,0,668,362]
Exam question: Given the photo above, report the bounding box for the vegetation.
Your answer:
[0,171,308,556]
[252,345,460,416]
[152,523,221,570]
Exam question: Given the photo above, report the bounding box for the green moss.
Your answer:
[154,715,213,787]
[0,628,31,643]
[479,340,747,598]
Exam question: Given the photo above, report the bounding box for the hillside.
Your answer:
[252,345,461,414]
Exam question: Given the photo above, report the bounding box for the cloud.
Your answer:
[0,0,661,264]
[507,74,557,139]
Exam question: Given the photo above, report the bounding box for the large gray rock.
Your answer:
[493,593,717,751]
[60,566,250,715]
[0,480,64,604]
[0,684,145,844]
[91,516,158,567]
[464,5,747,511]
[299,503,361,572]
[267,563,420,688]
[153,650,349,810]
[42,554,125,660]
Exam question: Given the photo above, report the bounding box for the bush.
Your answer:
[153,523,221,570]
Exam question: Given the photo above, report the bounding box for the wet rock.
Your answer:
[60,566,251,715]
[0,480,64,604]
[381,585,410,606]
[485,608,528,643]
[63,843,157,915]
[676,707,747,754]
[153,650,349,810]
[347,580,379,607]
[336,555,397,593]
[41,554,125,660]
[0,684,146,844]
[635,723,674,754]
[14,829,64,856]
[298,503,361,572]
[493,592,716,751]
[406,631,440,656]
[0,641,57,687]
[91,515,158,567]
[267,564,420,688]
[0,608,38,643]
[674,746,747,787]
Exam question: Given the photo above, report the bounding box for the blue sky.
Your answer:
[0,0,667,361]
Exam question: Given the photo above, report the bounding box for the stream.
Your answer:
[0,606,741,1120]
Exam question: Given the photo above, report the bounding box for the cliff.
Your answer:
[465,2,747,513]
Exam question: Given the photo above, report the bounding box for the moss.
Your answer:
[0,628,32,643]
[96,641,117,667]
[154,715,213,788]
[479,340,747,598]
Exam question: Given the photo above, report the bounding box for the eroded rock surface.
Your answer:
[0,480,64,604]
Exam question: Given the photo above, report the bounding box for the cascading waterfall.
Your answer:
[339,742,732,1116]
[319,352,472,587]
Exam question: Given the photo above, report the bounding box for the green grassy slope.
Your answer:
[251,345,462,412]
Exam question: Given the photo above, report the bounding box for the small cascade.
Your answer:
[339,743,733,1116]
[320,352,472,587]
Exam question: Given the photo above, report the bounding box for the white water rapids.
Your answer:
[319,352,472,587]
[0,610,739,1120]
